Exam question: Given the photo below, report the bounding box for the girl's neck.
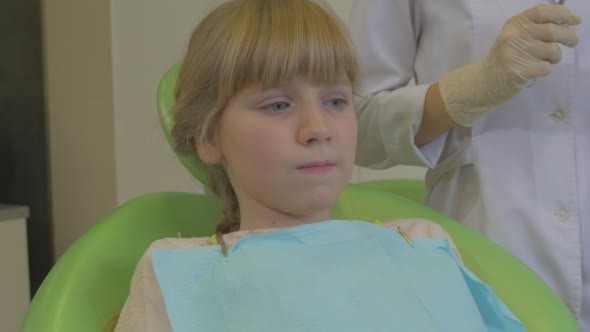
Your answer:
[238,209,332,231]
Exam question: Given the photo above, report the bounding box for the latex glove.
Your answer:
[439,4,582,127]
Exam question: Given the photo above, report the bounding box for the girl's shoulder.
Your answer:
[379,218,460,258]
[380,218,452,240]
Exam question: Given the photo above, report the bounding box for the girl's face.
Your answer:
[198,77,357,229]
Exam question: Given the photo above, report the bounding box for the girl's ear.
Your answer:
[196,131,223,164]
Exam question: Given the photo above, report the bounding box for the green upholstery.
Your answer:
[22,188,580,332]
[22,193,221,332]
[21,66,580,332]
[157,64,211,188]
[357,178,426,202]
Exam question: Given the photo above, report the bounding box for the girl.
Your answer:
[115,0,523,331]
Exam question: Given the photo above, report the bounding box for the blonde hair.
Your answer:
[172,0,359,254]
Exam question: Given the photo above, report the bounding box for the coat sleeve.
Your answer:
[349,0,447,169]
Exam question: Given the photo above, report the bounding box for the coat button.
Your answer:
[554,208,569,222]
[550,110,565,122]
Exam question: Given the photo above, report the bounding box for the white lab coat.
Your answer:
[349,0,589,330]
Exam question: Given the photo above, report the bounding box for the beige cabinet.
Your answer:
[0,205,30,332]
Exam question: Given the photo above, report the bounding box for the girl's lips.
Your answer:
[297,161,336,173]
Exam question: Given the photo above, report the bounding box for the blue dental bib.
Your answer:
[152,220,523,331]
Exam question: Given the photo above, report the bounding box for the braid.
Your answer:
[210,165,240,256]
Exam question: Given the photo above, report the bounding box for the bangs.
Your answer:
[217,0,359,100]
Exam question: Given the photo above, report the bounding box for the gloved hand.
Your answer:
[439,4,582,127]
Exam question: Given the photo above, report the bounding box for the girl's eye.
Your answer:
[325,98,349,109]
[263,101,290,113]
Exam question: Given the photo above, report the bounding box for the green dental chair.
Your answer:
[20,66,580,332]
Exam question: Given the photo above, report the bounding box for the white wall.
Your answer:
[44,0,425,258]
[110,0,206,202]
[42,0,118,258]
